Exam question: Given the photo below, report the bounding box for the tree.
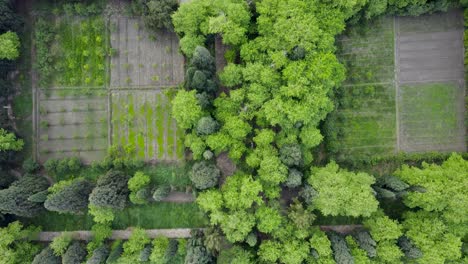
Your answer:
[152,185,170,202]
[394,153,468,227]
[62,242,86,264]
[32,247,61,264]
[185,230,213,264]
[196,116,219,136]
[0,221,40,264]
[50,232,72,256]
[0,174,49,217]
[217,245,254,264]
[87,223,112,253]
[144,0,178,30]
[106,241,123,263]
[329,232,354,264]
[128,171,150,205]
[123,228,150,257]
[86,246,109,264]
[89,170,130,210]
[189,161,220,190]
[279,144,303,167]
[0,129,23,151]
[44,179,94,214]
[255,206,282,234]
[308,162,379,217]
[284,168,303,188]
[0,31,19,60]
[172,90,204,130]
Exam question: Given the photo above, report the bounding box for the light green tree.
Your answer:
[0,129,24,151]
[0,31,20,60]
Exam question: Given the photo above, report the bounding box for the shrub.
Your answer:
[152,185,170,202]
[128,171,151,204]
[123,228,150,256]
[88,205,114,224]
[22,158,40,173]
[62,242,86,264]
[196,116,219,136]
[0,31,20,60]
[32,247,61,264]
[149,236,169,263]
[189,161,220,190]
[299,184,318,205]
[106,241,123,263]
[87,223,112,253]
[284,168,303,188]
[50,232,72,256]
[143,0,178,30]
[139,244,152,262]
[89,170,130,210]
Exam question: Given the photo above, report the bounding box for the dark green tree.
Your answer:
[89,170,130,210]
[279,144,303,167]
[185,230,213,264]
[62,242,86,264]
[196,116,219,136]
[284,168,303,188]
[144,0,178,30]
[86,246,109,264]
[329,232,354,264]
[44,179,94,214]
[32,247,61,264]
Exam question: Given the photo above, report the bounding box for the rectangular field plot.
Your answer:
[399,82,466,152]
[109,17,184,88]
[111,89,184,162]
[326,84,396,158]
[337,16,395,85]
[396,9,464,84]
[37,89,108,163]
[39,16,108,87]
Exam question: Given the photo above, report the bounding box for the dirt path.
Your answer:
[34,228,195,241]
[161,192,195,203]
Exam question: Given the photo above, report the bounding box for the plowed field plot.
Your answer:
[111,89,184,162]
[36,89,108,163]
[326,9,466,160]
[109,17,184,88]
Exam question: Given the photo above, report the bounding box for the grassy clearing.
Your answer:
[399,82,463,149]
[325,16,396,161]
[23,203,207,231]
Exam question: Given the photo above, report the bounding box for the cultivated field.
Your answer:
[109,17,184,88]
[326,9,466,160]
[36,89,108,163]
[111,89,184,162]
[326,16,397,159]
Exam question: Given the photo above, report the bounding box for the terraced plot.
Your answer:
[109,16,184,88]
[111,89,184,162]
[36,89,108,163]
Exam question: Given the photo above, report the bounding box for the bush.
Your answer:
[139,244,152,262]
[62,242,86,264]
[0,31,20,60]
[88,205,115,224]
[86,245,109,264]
[87,223,112,253]
[106,241,123,263]
[189,161,221,190]
[89,170,130,210]
[22,158,40,173]
[152,185,170,202]
[149,236,169,263]
[128,171,151,205]
[32,247,61,264]
[143,0,178,30]
[50,232,73,256]
[284,168,303,188]
[299,184,318,205]
[196,117,219,136]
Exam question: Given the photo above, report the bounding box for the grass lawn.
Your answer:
[23,202,207,231]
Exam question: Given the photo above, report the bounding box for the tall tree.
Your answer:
[44,179,94,214]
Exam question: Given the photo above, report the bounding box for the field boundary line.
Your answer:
[394,16,401,152]
[342,81,393,87]
[399,78,464,85]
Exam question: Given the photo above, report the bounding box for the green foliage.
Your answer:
[32,247,61,264]
[352,231,376,258]
[0,31,19,60]
[258,240,281,263]
[33,18,54,87]
[87,223,112,253]
[50,232,72,256]
[0,129,23,151]
[43,157,82,177]
[217,245,254,264]
[27,190,48,203]
[308,162,378,217]
[88,205,114,224]
[219,63,243,87]
[106,241,123,263]
[256,206,282,234]
[346,236,372,264]
[189,161,220,190]
[284,168,303,188]
[402,211,462,263]
[288,200,316,232]
[397,236,422,260]
[45,179,94,214]
[143,0,178,31]
[149,236,169,263]
[62,242,86,264]
[0,174,49,217]
[0,221,40,264]
[394,153,468,227]
[122,228,150,259]
[139,245,152,262]
[172,90,204,130]
[299,184,318,205]
[128,171,151,205]
[89,170,130,210]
